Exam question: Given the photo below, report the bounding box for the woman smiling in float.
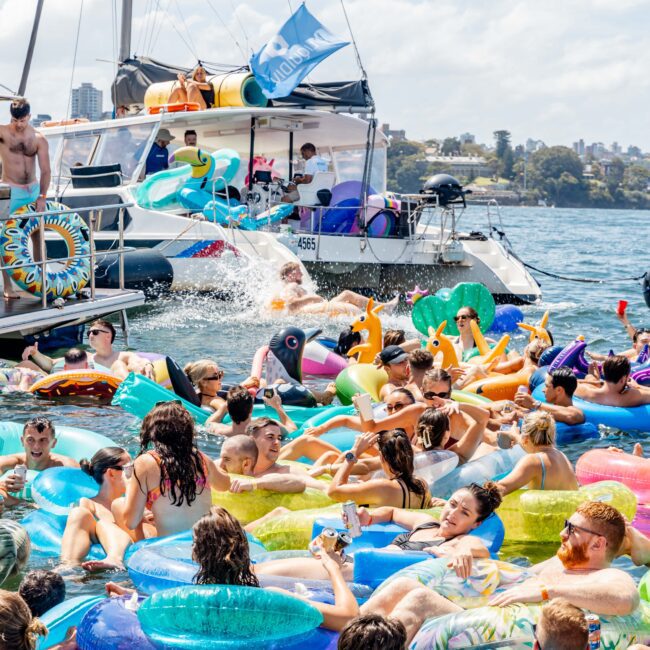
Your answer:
[496,410,578,496]
[60,447,135,571]
[184,359,225,412]
[256,482,502,582]
[112,402,230,538]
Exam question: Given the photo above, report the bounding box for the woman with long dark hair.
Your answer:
[107,506,358,632]
[60,446,135,571]
[326,428,430,509]
[112,402,230,537]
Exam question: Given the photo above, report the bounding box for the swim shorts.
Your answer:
[9,181,39,214]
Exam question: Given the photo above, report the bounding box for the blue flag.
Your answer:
[250,3,349,99]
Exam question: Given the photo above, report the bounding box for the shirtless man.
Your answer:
[207,387,296,437]
[516,367,585,425]
[575,355,650,407]
[362,501,639,643]
[407,349,433,396]
[588,327,650,362]
[20,319,153,380]
[0,417,78,511]
[246,417,326,490]
[219,435,308,494]
[278,262,398,316]
[0,98,50,299]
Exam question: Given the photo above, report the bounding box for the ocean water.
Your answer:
[1,205,649,594]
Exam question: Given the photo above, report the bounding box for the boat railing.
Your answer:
[0,201,136,309]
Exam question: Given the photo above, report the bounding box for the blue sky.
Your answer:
[1,0,649,150]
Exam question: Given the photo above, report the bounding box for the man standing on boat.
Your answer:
[281,142,329,203]
[0,98,50,299]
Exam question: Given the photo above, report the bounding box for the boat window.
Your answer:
[92,124,156,182]
[50,133,99,181]
[333,147,386,194]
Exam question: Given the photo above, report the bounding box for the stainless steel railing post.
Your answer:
[118,207,125,290]
[89,210,96,300]
[39,214,47,309]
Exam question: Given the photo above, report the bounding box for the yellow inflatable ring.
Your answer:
[499,480,637,542]
[0,201,90,300]
[29,370,121,399]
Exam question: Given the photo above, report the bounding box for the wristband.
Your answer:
[532,400,541,411]
[540,585,549,601]
[367,514,373,526]
[39,194,46,199]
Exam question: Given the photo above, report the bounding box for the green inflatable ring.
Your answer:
[641,570,650,602]
[412,282,496,336]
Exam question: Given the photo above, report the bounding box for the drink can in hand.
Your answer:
[342,500,362,538]
[13,464,27,481]
[309,527,338,556]
[517,385,530,395]
[586,613,600,649]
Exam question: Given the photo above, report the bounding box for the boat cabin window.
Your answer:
[92,124,156,182]
[49,133,99,181]
[333,146,386,194]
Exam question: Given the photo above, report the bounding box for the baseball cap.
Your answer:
[379,345,409,365]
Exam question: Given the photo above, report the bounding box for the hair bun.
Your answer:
[482,481,503,510]
[79,458,92,476]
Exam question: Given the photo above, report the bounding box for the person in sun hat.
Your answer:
[145,127,175,175]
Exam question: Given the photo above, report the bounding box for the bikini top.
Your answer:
[537,452,547,490]
[390,520,450,552]
[199,86,215,108]
[145,450,209,510]
[397,477,429,510]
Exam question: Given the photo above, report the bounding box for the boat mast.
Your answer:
[18,0,44,96]
[119,0,133,62]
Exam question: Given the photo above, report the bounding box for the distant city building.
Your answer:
[424,154,490,178]
[526,138,545,153]
[71,82,103,121]
[381,123,406,141]
[611,141,622,156]
[459,132,475,144]
[627,145,643,159]
[572,139,585,157]
[31,113,52,127]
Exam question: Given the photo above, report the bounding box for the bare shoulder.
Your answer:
[0,452,22,470]
[52,453,79,468]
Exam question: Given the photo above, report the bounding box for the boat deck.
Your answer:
[0,288,145,337]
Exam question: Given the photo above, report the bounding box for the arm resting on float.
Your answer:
[496,456,538,496]
[255,473,306,493]
[312,560,359,631]
[206,455,231,492]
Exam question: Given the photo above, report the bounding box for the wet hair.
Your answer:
[192,506,259,587]
[63,347,87,366]
[223,434,259,466]
[525,339,549,365]
[0,590,47,650]
[90,319,116,343]
[279,261,300,280]
[377,429,426,500]
[337,614,406,650]
[137,402,206,507]
[79,446,127,485]
[184,359,221,388]
[300,142,316,154]
[334,326,362,357]
[9,99,30,120]
[423,368,452,389]
[226,386,254,424]
[22,417,55,439]
[246,416,281,438]
[416,408,450,449]
[389,387,416,404]
[602,355,631,384]
[383,329,406,347]
[633,327,650,343]
[576,501,626,560]
[550,367,578,397]
[458,306,479,323]
[536,598,588,650]
[408,349,434,371]
[464,482,502,522]
[521,410,556,447]
[18,571,65,618]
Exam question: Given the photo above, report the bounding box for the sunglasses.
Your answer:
[423,391,451,400]
[563,519,604,539]
[110,462,134,478]
[205,371,224,381]
[454,315,470,322]
[386,402,407,413]
[88,328,111,336]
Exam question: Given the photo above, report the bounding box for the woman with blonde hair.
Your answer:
[168,65,214,110]
[0,590,47,650]
[184,359,225,411]
[496,410,578,496]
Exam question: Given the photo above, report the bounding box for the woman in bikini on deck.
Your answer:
[112,401,230,538]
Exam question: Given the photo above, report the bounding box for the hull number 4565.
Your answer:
[296,236,317,251]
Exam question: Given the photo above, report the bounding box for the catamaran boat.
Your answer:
[40,104,541,304]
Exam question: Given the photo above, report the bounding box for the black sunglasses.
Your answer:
[423,391,451,400]
[205,371,224,381]
[154,399,182,407]
[454,315,470,321]
[386,402,407,412]
[88,328,111,336]
[563,519,604,539]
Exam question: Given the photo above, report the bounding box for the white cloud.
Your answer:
[0,0,648,149]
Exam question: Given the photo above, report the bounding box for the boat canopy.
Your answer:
[111,57,373,113]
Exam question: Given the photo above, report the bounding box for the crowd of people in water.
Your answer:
[1,288,650,649]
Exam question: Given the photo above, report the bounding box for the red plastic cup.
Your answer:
[617,300,628,316]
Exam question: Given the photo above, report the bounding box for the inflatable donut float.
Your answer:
[0,201,90,300]
[29,370,121,399]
